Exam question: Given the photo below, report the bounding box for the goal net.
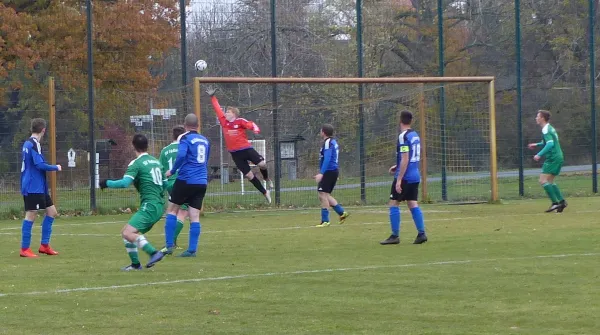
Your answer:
[196,77,497,208]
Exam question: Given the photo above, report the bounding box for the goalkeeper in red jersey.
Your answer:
[207,87,272,203]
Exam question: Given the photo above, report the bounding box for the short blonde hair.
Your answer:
[227,107,240,117]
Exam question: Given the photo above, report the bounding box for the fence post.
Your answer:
[270,0,280,205]
[515,0,524,196]
[590,0,598,193]
[437,0,447,201]
[86,0,96,212]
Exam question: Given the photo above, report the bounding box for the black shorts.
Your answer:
[169,179,207,210]
[318,170,339,194]
[23,193,53,211]
[390,179,419,202]
[231,148,264,175]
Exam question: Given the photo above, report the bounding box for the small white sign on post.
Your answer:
[150,109,177,120]
[67,148,76,168]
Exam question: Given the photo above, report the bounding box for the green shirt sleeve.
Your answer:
[124,160,139,181]
[537,141,555,157]
[107,178,133,188]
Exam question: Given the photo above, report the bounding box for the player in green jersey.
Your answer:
[527,110,567,213]
[100,134,165,270]
[159,125,188,252]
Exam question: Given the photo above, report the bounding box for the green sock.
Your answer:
[135,235,157,255]
[174,220,184,245]
[552,184,564,201]
[123,240,140,265]
[543,182,558,203]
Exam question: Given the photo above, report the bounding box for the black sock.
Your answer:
[250,176,267,194]
[260,168,269,180]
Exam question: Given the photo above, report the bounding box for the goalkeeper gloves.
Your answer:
[206,86,217,97]
[99,179,108,190]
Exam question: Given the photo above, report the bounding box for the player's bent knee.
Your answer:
[46,205,58,218]
[407,201,419,209]
[167,202,180,215]
[187,208,201,222]
[25,211,37,221]
[257,161,267,169]
[245,171,255,179]
[121,224,139,241]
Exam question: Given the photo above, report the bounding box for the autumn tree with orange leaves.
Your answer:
[0,0,183,169]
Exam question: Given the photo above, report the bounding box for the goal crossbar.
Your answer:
[192,76,498,202]
[195,76,494,84]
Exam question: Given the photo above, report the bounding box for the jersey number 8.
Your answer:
[197,145,207,164]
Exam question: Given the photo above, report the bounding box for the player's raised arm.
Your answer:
[207,87,226,125]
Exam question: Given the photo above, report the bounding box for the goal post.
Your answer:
[193,76,498,205]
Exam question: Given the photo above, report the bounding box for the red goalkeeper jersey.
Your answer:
[211,96,260,152]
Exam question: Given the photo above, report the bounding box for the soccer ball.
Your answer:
[194,60,207,71]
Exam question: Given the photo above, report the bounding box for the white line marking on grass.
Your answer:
[0,209,599,238]
[0,252,597,298]
[1,208,599,233]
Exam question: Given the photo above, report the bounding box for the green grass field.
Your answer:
[1,197,600,334]
[1,171,599,217]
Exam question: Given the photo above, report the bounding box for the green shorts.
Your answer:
[542,159,563,176]
[128,201,164,234]
[165,180,189,211]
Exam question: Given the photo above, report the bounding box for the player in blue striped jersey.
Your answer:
[163,113,211,257]
[380,111,428,245]
[19,118,62,258]
[315,124,349,227]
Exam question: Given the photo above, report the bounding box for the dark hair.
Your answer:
[321,123,334,137]
[400,110,413,125]
[172,125,185,140]
[132,134,148,152]
[31,118,46,134]
[538,110,551,122]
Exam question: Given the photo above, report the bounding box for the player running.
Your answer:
[99,134,166,270]
[162,114,210,257]
[206,87,272,203]
[159,125,188,251]
[314,124,349,227]
[19,118,62,258]
[527,109,567,213]
[380,110,428,245]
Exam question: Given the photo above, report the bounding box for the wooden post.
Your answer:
[489,80,498,202]
[193,77,205,215]
[418,83,427,201]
